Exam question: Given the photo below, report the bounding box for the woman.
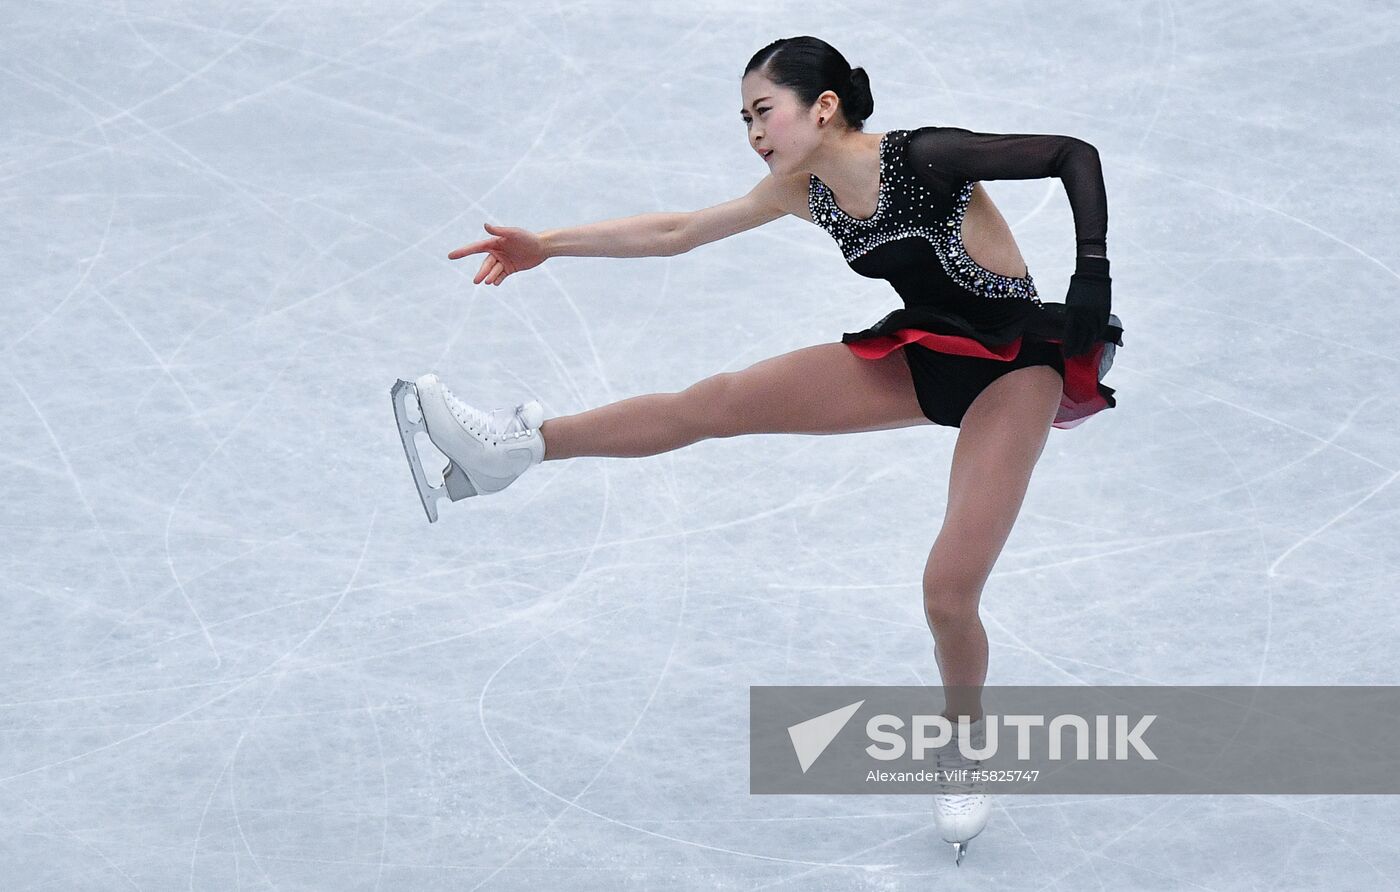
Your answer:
[390,35,1122,866]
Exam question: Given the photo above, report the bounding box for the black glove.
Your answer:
[1062,256,1111,358]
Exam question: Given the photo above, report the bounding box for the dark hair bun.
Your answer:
[845,66,874,125]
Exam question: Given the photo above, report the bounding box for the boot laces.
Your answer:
[442,387,531,439]
[934,735,987,812]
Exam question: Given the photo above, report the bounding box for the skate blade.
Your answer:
[391,378,456,523]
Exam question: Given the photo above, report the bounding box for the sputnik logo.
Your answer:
[787,700,864,773]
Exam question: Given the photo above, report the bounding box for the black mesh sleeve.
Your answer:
[907,126,1108,260]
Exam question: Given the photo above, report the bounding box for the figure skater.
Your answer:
[389,35,1122,866]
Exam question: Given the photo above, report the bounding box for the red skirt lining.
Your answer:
[845,327,1113,430]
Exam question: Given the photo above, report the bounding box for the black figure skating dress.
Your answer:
[809,127,1124,429]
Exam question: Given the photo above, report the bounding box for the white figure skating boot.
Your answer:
[390,373,546,522]
[933,715,992,866]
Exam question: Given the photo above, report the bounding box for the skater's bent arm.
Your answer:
[908,127,1109,260]
[671,175,789,255]
[540,212,690,259]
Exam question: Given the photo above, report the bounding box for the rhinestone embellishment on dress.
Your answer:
[808,129,1041,305]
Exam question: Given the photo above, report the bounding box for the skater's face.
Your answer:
[740,72,837,174]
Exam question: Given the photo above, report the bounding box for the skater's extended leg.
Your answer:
[922,364,1062,722]
[539,342,929,461]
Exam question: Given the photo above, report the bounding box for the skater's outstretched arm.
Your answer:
[669,174,789,253]
[446,175,790,286]
[448,213,688,286]
[448,212,683,285]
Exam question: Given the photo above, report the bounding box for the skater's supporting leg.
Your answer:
[538,342,929,461]
[922,364,1061,722]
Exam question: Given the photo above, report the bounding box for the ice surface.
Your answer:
[4,0,1399,888]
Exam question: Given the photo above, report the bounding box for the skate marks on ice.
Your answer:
[7,0,1400,887]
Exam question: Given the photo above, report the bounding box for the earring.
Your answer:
[819,117,825,125]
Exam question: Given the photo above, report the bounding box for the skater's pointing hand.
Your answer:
[449,223,547,286]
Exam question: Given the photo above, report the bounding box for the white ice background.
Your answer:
[3,0,1399,888]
